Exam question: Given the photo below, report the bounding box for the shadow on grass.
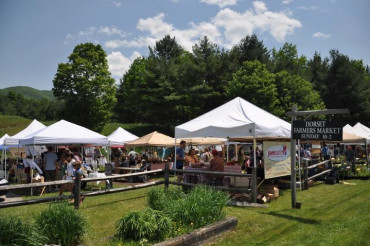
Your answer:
[262,211,321,225]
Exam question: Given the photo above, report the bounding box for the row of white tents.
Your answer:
[1,96,370,160]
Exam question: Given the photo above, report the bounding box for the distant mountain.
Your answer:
[0,86,55,100]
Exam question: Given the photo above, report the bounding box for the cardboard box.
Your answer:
[261,185,279,197]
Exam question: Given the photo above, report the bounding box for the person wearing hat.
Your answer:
[209,149,224,186]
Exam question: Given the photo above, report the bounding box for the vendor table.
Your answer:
[115,167,140,174]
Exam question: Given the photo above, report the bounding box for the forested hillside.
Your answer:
[0,86,54,100]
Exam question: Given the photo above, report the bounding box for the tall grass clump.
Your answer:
[147,186,184,210]
[35,202,87,246]
[166,186,229,228]
[0,216,47,246]
[116,208,172,242]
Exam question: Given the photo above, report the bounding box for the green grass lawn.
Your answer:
[1,179,369,246]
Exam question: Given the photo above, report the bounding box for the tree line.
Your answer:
[2,35,370,133]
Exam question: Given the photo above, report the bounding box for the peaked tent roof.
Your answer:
[175,97,291,139]
[353,122,370,140]
[19,119,108,146]
[4,119,46,145]
[125,131,175,147]
[107,127,139,146]
[0,134,9,145]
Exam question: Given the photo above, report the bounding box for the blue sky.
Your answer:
[0,0,369,90]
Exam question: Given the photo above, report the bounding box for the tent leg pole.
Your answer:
[251,138,257,203]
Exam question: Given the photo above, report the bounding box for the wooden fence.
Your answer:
[301,159,331,190]
[0,163,255,209]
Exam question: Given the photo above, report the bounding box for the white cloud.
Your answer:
[200,0,238,8]
[107,51,142,78]
[77,26,127,38]
[213,1,302,44]
[97,26,127,37]
[298,5,319,11]
[282,0,293,4]
[137,13,174,38]
[104,1,301,53]
[112,1,122,7]
[79,27,96,36]
[312,32,331,39]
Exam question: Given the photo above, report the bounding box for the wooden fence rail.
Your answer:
[1,163,256,209]
[302,159,332,190]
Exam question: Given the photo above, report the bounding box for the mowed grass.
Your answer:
[209,180,370,246]
[0,180,369,246]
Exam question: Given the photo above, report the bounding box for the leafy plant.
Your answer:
[164,186,229,228]
[35,202,87,246]
[116,208,172,242]
[147,186,184,211]
[0,216,47,246]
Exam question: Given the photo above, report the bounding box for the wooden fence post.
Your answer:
[164,162,169,189]
[74,173,81,209]
[251,167,257,203]
[303,160,308,190]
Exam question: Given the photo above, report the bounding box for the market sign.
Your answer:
[292,120,342,141]
[263,141,291,179]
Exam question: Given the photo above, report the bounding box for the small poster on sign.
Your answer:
[263,141,291,179]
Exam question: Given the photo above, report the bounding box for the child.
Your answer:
[69,161,86,205]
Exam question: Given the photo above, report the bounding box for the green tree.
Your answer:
[225,60,279,114]
[53,43,116,132]
[307,52,329,96]
[192,36,226,113]
[325,50,370,125]
[229,34,270,69]
[274,70,325,120]
[271,43,307,76]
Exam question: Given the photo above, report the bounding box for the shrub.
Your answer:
[35,202,87,246]
[0,216,47,246]
[147,186,184,211]
[116,208,172,242]
[165,186,229,228]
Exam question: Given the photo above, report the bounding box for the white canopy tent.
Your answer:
[2,120,46,179]
[175,97,292,202]
[175,97,291,140]
[4,119,46,146]
[107,127,138,146]
[353,122,370,140]
[19,119,109,146]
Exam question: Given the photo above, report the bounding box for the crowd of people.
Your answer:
[6,146,107,205]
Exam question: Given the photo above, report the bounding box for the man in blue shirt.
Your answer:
[321,143,330,160]
[175,140,186,182]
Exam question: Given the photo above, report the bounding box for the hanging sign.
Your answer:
[292,120,342,141]
[263,141,291,179]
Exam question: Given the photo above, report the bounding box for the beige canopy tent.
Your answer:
[125,131,175,147]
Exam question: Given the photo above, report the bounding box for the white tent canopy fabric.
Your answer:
[4,119,46,145]
[175,97,291,139]
[19,119,108,146]
[353,122,370,140]
[107,127,138,146]
[0,134,9,146]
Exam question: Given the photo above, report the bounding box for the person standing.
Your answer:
[238,146,245,166]
[201,147,212,162]
[43,146,58,191]
[344,145,355,172]
[209,149,224,186]
[321,143,330,160]
[175,140,186,182]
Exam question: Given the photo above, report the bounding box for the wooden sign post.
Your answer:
[286,107,349,209]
